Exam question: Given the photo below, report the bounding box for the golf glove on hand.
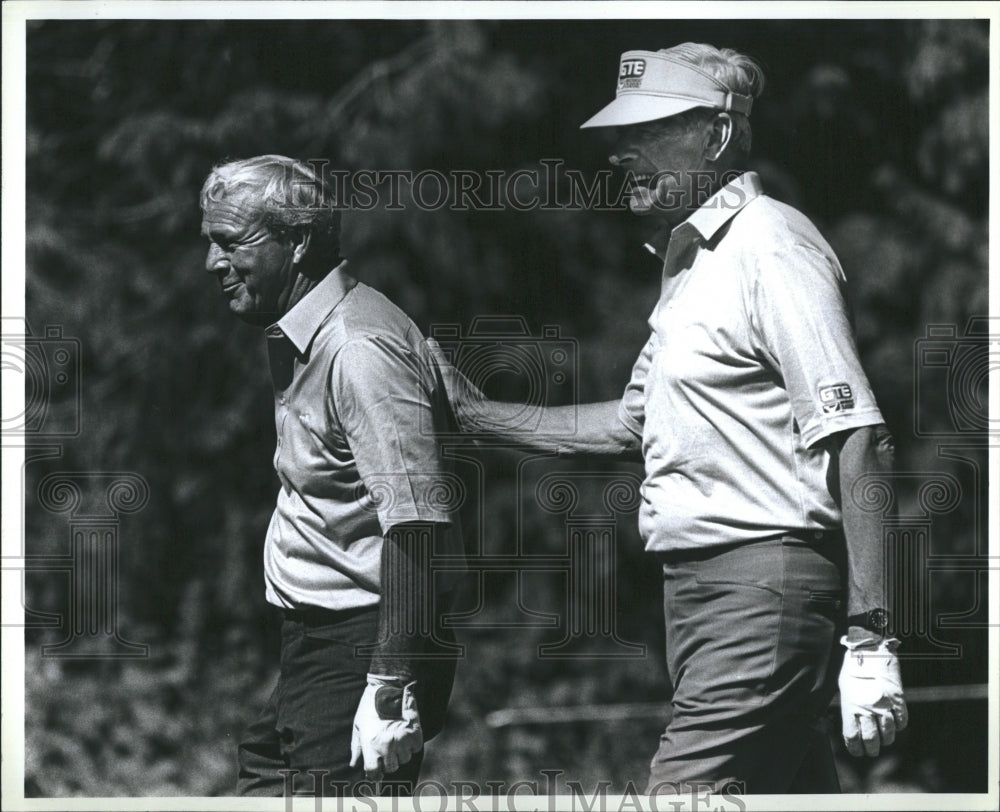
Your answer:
[839,636,907,757]
[350,674,423,780]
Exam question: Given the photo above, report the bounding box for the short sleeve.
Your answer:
[618,331,658,438]
[331,337,454,532]
[750,243,884,447]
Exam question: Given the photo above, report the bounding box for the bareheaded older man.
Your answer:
[200,155,462,797]
[433,43,906,794]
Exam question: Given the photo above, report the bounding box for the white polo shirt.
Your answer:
[619,172,884,552]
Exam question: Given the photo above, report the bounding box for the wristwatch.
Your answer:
[847,608,891,635]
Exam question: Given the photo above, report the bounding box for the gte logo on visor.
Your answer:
[618,59,646,89]
[819,382,855,413]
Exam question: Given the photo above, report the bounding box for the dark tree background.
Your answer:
[18,17,990,797]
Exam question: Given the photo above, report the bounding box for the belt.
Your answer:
[281,603,377,626]
[653,528,844,565]
[281,588,459,627]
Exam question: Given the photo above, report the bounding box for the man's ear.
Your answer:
[291,230,311,265]
[705,113,733,162]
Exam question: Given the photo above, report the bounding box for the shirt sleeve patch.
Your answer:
[818,382,855,413]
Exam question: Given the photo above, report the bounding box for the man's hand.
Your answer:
[426,338,487,432]
[350,674,423,781]
[426,337,640,457]
[838,636,908,757]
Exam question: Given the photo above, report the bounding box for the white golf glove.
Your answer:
[838,636,908,757]
[350,674,423,780]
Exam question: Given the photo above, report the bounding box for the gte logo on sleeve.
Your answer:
[618,59,646,89]
[819,382,855,413]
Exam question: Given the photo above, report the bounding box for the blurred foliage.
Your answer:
[20,18,989,796]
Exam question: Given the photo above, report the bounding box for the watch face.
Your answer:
[869,608,890,631]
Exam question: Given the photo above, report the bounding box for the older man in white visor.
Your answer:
[433,43,907,794]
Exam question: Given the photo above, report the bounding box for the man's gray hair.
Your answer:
[658,43,766,156]
[200,155,341,259]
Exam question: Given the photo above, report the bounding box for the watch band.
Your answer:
[847,608,891,634]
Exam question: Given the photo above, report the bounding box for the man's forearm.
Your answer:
[370,522,439,680]
[837,424,896,630]
[457,399,642,460]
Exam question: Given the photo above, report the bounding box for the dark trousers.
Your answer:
[236,604,457,798]
[647,535,845,795]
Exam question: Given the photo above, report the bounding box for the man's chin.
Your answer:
[628,187,658,215]
[628,187,677,221]
[628,185,690,226]
[228,301,271,327]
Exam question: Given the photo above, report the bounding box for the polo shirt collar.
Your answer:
[685,170,762,241]
[271,260,355,354]
[642,171,763,257]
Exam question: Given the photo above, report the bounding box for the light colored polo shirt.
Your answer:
[619,172,884,552]
[262,262,462,611]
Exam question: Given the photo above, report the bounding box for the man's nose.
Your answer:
[205,243,226,273]
[608,143,636,167]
